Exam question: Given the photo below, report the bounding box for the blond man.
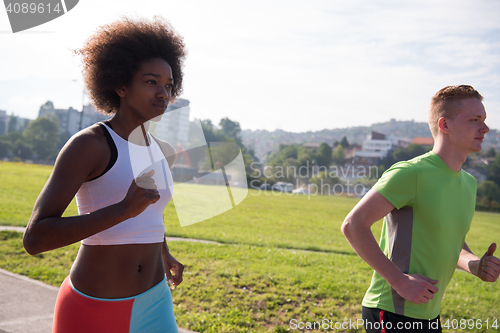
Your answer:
[342,85,500,332]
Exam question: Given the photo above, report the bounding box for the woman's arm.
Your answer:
[162,238,184,285]
[23,127,160,255]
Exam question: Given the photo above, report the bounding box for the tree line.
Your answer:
[194,117,258,184]
[0,115,62,163]
[3,113,499,210]
[261,137,500,209]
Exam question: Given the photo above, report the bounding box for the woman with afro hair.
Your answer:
[23,16,186,333]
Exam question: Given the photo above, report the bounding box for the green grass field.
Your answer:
[1,162,499,332]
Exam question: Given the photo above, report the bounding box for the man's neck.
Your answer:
[432,142,468,172]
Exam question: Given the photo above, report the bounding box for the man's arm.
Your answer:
[341,189,439,304]
[457,242,500,282]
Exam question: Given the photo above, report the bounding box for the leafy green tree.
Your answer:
[309,171,340,195]
[268,145,297,167]
[393,144,427,162]
[23,117,59,161]
[200,119,221,143]
[196,118,257,185]
[58,131,72,150]
[266,144,322,180]
[297,146,315,176]
[219,117,242,144]
[7,115,19,133]
[382,152,396,169]
[331,144,345,165]
[477,180,500,203]
[6,131,23,146]
[12,139,33,160]
[485,147,496,158]
[340,136,350,149]
[41,101,55,110]
[487,153,500,187]
[281,145,299,160]
[0,132,27,158]
[317,143,332,167]
[0,137,9,158]
[0,120,6,136]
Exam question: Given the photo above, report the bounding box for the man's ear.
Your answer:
[437,117,450,134]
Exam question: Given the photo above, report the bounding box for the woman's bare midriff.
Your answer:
[69,242,165,299]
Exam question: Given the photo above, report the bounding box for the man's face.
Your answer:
[446,98,489,154]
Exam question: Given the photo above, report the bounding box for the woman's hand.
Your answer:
[163,251,184,286]
[121,169,160,219]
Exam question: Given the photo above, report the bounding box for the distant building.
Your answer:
[1,112,31,134]
[344,144,362,160]
[151,98,190,147]
[353,131,410,164]
[38,102,109,135]
[411,137,434,147]
[302,142,322,152]
[80,104,110,131]
[0,110,7,135]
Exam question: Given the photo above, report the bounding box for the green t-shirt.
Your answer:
[362,151,477,319]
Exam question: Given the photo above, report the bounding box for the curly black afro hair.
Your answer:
[75,16,186,114]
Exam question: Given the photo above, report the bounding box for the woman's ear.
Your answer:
[437,117,450,135]
[116,86,126,98]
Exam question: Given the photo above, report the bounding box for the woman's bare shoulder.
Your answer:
[54,123,110,180]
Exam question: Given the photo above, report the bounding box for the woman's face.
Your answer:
[116,58,173,122]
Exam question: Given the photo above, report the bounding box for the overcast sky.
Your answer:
[1,0,499,133]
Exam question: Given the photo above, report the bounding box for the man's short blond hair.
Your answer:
[428,85,483,138]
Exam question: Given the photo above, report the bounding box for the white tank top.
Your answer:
[76,123,173,245]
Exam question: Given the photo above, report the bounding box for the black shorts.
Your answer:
[362,307,442,333]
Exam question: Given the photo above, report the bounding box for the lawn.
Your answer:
[1,162,499,332]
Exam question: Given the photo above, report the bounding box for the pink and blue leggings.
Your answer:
[53,276,178,332]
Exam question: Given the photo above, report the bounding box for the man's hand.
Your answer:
[393,274,439,305]
[474,243,500,282]
[163,251,184,286]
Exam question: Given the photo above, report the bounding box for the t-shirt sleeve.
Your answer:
[372,161,417,209]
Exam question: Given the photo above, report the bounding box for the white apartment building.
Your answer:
[356,139,394,159]
[38,102,109,135]
[36,99,190,146]
[354,132,410,161]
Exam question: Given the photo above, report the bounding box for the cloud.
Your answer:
[1,0,499,132]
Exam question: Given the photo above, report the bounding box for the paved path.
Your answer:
[0,227,198,333]
[0,268,58,333]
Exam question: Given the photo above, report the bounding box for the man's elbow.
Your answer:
[341,216,354,240]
